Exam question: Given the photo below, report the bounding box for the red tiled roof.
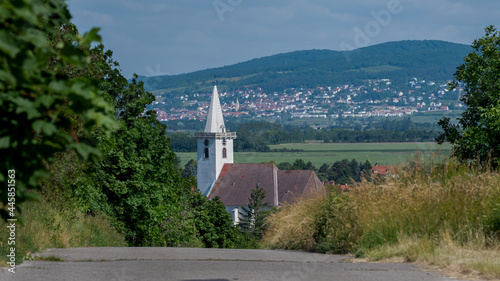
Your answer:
[372,165,394,175]
[209,163,326,207]
[277,170,325,204]
[209,163,278,206]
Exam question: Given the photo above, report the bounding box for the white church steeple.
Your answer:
[194,76,236,196]
[204,78,226,133]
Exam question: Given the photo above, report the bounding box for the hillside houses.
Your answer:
[150,78,464,122]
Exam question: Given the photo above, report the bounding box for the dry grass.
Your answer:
[365,235,500,280]
[262,194,325,251]
[263,157,500,279]
[0,198,127,267]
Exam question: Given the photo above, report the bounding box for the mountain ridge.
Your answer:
[140,40,471,94]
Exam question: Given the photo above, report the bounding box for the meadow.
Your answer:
[176,142,452,167]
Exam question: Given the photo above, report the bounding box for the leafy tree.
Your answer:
[52,42,196,246]
[319,163,330,174]
[182,159,197,178]
[167,132,196,152]
[190,193,238,248]
[240,185,268,238]
[72,72,198,245]
[291,159,307,170]
[277,162,292,170]
[330,159,354,185]
[317,163,330,181]
[437,26,500,167]
[0,0,116,221]
[305,161,317,171]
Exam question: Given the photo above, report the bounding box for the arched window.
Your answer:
[222,148,227,158]
[204,148,209,159]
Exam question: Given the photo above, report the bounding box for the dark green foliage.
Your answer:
[182,159,197,178]
[167,132,197,152]
[69,45,239,247]
[38,35,199,246]
[0,0,116,221]
[240,185,269,238]
[277,162,292,170]
[77,111,195,245]
[73,67,198,245]
[279,158,372,184]
[437,26,500,167]
[191,193,239,248]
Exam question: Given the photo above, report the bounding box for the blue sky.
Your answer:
[68,0,500,78]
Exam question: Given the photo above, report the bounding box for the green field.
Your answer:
[176,142,452,168]
[410,110,463,123]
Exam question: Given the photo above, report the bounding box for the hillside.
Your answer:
[140,40,471,94]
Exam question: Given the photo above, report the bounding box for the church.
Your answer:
[194,80,326,223]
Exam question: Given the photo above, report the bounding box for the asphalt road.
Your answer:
[0,247,465,281]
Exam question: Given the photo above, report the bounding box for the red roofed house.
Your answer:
[371,165,394,176]
[195,81,325,224]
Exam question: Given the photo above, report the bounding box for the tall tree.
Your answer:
[240,185,268,237]
[72,68,197,246]
[437,26,500,167]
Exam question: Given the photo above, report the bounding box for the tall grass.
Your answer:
[262,157,500,279]
[0,198,127,266]
[262,194,324,251]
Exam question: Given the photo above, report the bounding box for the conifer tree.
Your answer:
[240,185,268,237]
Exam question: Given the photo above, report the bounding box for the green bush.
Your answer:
[191,193,239,248]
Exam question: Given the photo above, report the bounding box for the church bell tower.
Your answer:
[195,77,236,196]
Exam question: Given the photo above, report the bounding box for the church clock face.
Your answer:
[204,139,209,146]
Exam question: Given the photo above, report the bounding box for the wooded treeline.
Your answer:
[166,118,440,153]
[275,158,373,184]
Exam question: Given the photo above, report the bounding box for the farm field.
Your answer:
[176,142,452,168]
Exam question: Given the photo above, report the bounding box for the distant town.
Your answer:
[150,78,464,122]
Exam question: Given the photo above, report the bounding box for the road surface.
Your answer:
[0,247,465,281]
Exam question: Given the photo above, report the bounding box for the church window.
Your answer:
[204,148,209,159]
[222,148,227,158]
[204,139,209,146]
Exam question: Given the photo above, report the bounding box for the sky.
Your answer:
[67,0,500,78]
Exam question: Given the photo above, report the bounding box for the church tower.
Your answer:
[195,78,236,196]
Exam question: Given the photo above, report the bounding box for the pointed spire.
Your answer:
[204,77,225,133]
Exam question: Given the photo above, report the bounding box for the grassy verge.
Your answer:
[262,158,500,279]
[0,198,127,267]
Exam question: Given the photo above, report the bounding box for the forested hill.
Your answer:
[140,40,471,93]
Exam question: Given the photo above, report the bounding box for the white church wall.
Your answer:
[196,137,217,196]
